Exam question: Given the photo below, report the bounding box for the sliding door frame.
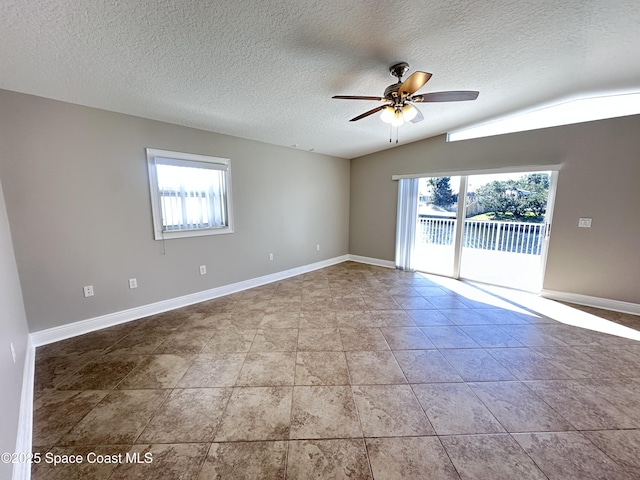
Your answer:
[393,165,561,289]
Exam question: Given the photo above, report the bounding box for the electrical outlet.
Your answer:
[200,265,207,275]
[269,253,274,261]
[316,244,320,251]
[10,342,16,364]
[83,285,94,297]
[129,278,138,289]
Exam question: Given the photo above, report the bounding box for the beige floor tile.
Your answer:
[542,324,604,346]
[369,310,416,327]
[298,311,338,328]
[440,349,516,381]
[153,328,215,354]
[413,383,504,435]
[346,351,407,384]
[476,308,534,325]
[458,325,523,348]
[60,390,169,445]
[579,377,640,424]
[420,326,480,349]
[366,437,460,480]
[56,353,143,390]
[336,311,374,328]
[441,434,547,480]
[427,297,469,310]
[574,345,640,377]
[524,379,637,429]
[392,295,433,309]
[258,312,300,329]
[109,443,209,480]
[468,381,574,432]
[352,385,434,437]
[362,295,402,310]
[32,390,108,446]
[297,328,343,351]
[290,386,362,439]
[295,351,350,385]
[31,263,640,479]
[530,346,613,378]
[582,430,640,476]
[198,441,287,479]
[233,299,271,312]
[486,347,572,380]
[201,329,256,353]
[414,286,453,296]
[227,311,265,330]
[393,350,463,383]
[215,386,292,441]
[33,351,101,392]
[331,295,368,311]
[498,325,568,347]
[406,310,453,326]
[513,431,636,480]
[380,327,435,350]
[441,309,490,326]
[138,388,230,443]
[104,328,170,355]
[301,296,334,312]
[177,353,246,387]
[340,327,390,351]
[236,352,295,386]
[250,328,298,352]
[286,439,372,480]
[117,354,194,389]
[268,296,302,311]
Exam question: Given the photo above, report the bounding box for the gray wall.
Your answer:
[0,178,30,479]
[350,114,640,304]
[0,90,350,332]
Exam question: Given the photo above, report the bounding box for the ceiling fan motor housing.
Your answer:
[384,83,404,103]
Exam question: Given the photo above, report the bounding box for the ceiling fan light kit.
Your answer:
[332,62,479,140]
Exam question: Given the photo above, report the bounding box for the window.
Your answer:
[146,148,233,240]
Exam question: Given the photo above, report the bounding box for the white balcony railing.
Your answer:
[417,217,545,255]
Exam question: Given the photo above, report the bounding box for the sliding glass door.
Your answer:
[459,171,554,291]
[404,170,557,292]
[413,176,463,277]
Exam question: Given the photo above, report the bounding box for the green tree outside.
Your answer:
[428,177,455,207]
[474,173,549,222]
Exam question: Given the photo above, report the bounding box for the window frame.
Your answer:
[146,148,234,240]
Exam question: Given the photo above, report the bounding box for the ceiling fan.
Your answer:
[332,62,479,127]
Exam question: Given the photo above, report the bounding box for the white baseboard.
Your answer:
[347,255,395,269]
[31,255,349,347]
[13,337,34,480]
[541,289,640,316]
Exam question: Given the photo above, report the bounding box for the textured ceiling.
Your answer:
[1,1,639,158]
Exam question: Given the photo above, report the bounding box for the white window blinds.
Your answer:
[395,178,419,271]
[147,149,234,240]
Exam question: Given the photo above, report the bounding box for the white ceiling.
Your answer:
[1,1,639,159]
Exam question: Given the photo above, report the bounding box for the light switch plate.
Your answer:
[578,218,592,228]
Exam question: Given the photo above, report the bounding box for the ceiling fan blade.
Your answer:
[349,105,387,122]
[332,95,386,101]
[398,71,432,96]
[409,104,424,123]
[411,91,479,103]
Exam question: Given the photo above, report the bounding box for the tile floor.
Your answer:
[31,262,640,479]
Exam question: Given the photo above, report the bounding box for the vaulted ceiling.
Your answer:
[1,1,639,158]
